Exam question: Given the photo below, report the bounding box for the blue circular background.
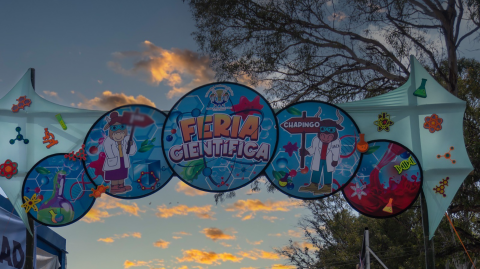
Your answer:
[22,154,95,227]
[83,105,173,199]
[162,83,278,192]
[265,101,362,199]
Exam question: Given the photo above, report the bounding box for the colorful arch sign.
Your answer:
[0,56,472,240]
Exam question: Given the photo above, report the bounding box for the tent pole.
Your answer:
[25,67,36,269]
[421,190,435,268]
[25,216,35,269]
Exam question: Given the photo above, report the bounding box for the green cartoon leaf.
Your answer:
[181,159,205,182]
[150,137,156,143]
[141,139,149,147]
[35,167,51,175]
[286,107,302,116]
[364,146,380,155]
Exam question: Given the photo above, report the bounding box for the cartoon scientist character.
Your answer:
[102,111,137,195]
[299,109,344,195]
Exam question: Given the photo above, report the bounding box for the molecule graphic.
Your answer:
[433,177,450,197]
[64,145,87,161]
[374,112,394,132]
[10,127,29,145]
[11,96,32,113]
[437,146,456,164]
[0,159,18,179]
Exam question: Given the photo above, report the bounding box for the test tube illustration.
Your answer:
[56,114,67,130]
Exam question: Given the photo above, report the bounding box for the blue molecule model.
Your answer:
[203,167,212,177]
[400,151,411,159]
[191,109,201,117]
[276,158,288,169]
[166,135,173,142]
[15,127,21,132]
[287,182,295,190]
[241,167,247,172]
[40,177,49,185]
[9,139,15,145]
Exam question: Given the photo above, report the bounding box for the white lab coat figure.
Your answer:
[102,135,137,172]
[306,136,341,172]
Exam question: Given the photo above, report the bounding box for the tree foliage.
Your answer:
[188,0,480,105]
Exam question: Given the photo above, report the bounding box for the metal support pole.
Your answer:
[420,190,435,268]
[25,217,35,269]
[365,228,370,269]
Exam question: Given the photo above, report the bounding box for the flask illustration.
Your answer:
[383,198,394,214]
[37,170,75,225]
[413,78,427,98]
[356,133,369,153]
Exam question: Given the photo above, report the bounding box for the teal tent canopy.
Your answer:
[338,56,473,238]
[0,69,105,233]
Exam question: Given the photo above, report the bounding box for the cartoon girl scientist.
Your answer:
[102,111,137,195]
[299,109,344,195]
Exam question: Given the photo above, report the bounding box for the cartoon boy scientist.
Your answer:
[102,111,137,195]
[299,109,344,195]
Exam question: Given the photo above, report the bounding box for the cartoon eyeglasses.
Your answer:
[110,124,126,132]
[320,126,336,133]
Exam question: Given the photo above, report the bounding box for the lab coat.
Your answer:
[306,136,340,172]
[103,135,137,171]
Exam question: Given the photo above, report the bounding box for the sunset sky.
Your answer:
[1,1,479,269]
[0,1,310,269]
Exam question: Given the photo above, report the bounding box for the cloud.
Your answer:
[98,232,142,243]
[174,231,192,236]
[200,228,236,241]
[173,236,182,239]
[76,90,155,110]
[71,90,75,94]
[271,265,296,269]
[246,239,263,245]
[43,91,58,97]
[98,237,114,243]
[176,249,243,265]
[287,230,302,238]
[220,242,232,247]
[81,208,112,223]
[124,259,164,269]
[81,197,145,223]
[108,40,215,99]
[268,233,282,237]
[238,249,281,260]
[97,80,103,84]
[225,199,300,219]
[328,11,347,21]
[153,239,171,249]
[241,267,258,269]
[156,204,216,220]
[175,182,208,196]
[263,216,281,223]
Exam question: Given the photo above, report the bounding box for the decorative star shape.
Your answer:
[89,184,109,198]
[350,182,367,200]
[231,96,264,121]
[21,193,42,213]
[283,142,299,157]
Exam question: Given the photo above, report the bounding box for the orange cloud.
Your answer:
[174,232,192,236]
[153,239,171,249]
[176,249,243,265]
[76,91,155,110]
[220,242,232,247]
[98,237,114,243]
[200,228,236,241]
[263,216,280,223]
[328,11,347,21]
[156,204,216,220]
[268,233,282,237]
[173,236,182,240]
[98,232,142,243]
[225,199,300,219]
[238,249,281,260]
[241,267,258,269]
[123,259,164,269]
[271,265,296,269]
[246,239,263,245]
[108,41,215,99]
[81,208,112,223]
[287,230,302,238]
[175,182,208,196]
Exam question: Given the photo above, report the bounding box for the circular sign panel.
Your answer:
[163,83,278,192]
[265,101,362,199]
[83,105,174,199]
[22,154,95,227]
[342,140,423,218]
